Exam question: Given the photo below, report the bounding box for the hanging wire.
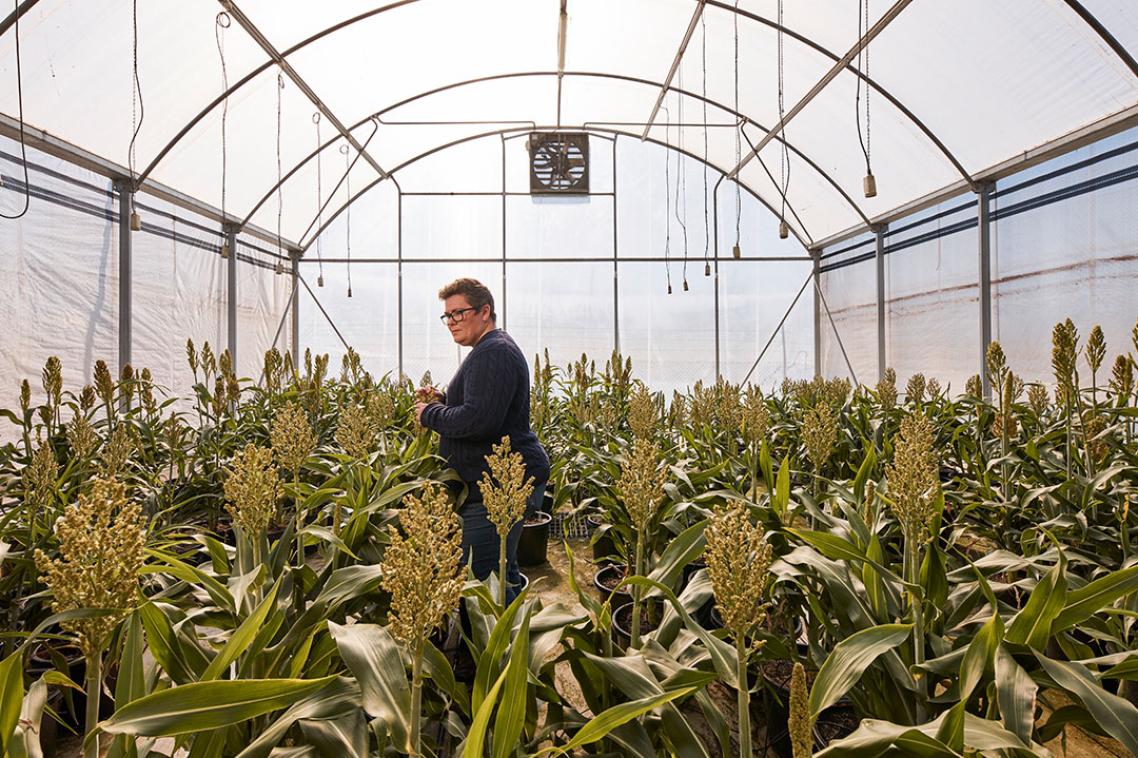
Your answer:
[701,10,710,272]
[128,0,144,187]
[676,65,689,290]
[0,0,31,220]
[341,144,353,297]
[663,104,672,294]
[313,113,325,286]
[777,0,792,238]
[732,0,741,257]
[215,11,230,246]
[855,0,875,196]
[275,70,284,268]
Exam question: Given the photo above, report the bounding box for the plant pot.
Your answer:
[593,563,632,604]
[812,703,858,751]
[612,600,662,649]
[518,511,552,567]
[587,515,618,565]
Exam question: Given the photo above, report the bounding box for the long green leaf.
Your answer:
[464,666,508,758]
[995,645,1036,745]
[809,623,911,719]
[202,579,281,682]
[491,608,532,758]
[1033,651,1138,754]
[327,622,411,753]
[236,677,361,758]
[1052,563,1138,633]
[0,652,23,755]
[958,612,1001,703]
[98,677,337,736]
[553,687,697,754]
[473,591,526,713]
[1006,552,1066,650]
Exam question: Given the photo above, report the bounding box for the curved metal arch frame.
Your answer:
[297,124,816,253]
[244,70,871,240]
[138,0,976,197]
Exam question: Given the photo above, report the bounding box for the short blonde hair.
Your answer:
[438,277,496,320]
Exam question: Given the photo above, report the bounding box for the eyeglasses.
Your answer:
[439,306,478,324]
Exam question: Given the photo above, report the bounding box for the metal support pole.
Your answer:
[501,135,507,330]
[115,179,132,372]
[813,253,821,378]
[978,182,993,398]
[290,252,300,360]
[397,188,404,378]
[225,224,239,366]
[875,224,887,382]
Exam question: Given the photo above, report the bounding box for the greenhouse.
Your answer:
[1,0,1137,755]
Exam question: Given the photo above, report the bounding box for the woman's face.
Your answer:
[442,294,492,347]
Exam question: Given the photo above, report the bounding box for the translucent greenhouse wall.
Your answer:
[298,135,814,395]
[819,125,1138,393]
[0,136,292,415]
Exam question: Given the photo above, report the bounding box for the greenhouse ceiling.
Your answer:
[1,0,1136,252]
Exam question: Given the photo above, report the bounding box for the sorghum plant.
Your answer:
[789,661,812,758]
[619,438,667,648]
[34,478,145,758]
[885,413,938,720]
[877,368,899,410]
[802,403,837,497]
[705,498,772,758]
[381,482,464,757]
[272,401,316,574]
[480,436,534,606]
[741,385,770,499]
[223,443,279,566]
[1087,324,1106,403]
[1052,318,1079,477]
[627,382,656,442]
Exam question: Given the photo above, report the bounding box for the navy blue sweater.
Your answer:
[420,330,550,505]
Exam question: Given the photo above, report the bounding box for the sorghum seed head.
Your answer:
[42,356,62,407]
[366,389,395,430]
[905,373,926,405]
[789,662,812,758]
[79,385,96,411]
[272,401,315,477]
[986,341,1007,384]
[1110,355,1134,399]
[1052,320,1079,394]
[742,386,770,446]
[186,338,198,376]
[335,403,377,459]
[1087,325,1106,375]
[66,414,99,461]
[713,379,742,431]
[628,383,656,441]
[876,368,898,410]
[226,372,240,405]
[1028,383,1050,418]
[926,377,941,399]
[35,478,146,658]
[802,403,838,474]
[223,444,279,537]
[886,414,939,545]
[705,499,772,643]
[965,374,982,399]
[1084,413,1108,463]
[94,360,114,407]
[218,349,232,378]
[20,379,31,413]
[480,436,534,539]
[100,425,136,479]
[200,342,217,378]
[24,442,58,508]
[211,376,227,418]
[619,439,668,534]
[381,482,464,651]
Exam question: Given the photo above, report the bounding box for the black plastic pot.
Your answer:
[518,511,552,567]
[612,600,662,649]
[593,563,632,604]
[588,515,618,565]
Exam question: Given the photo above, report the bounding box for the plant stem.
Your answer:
[410,649,423,757]
[630,536,644,648]
[84,652,102,758]
[498,530,509,608]
[735,635,751,758]
[905,538,926,724]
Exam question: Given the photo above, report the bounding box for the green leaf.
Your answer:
[958,612,1001,703]
[1006,552,1066,650]
[464,666,508,758]
[327,622,411,753]
[1033,651,1138,754]
[645,519,707,598]
[138,602,208,685]
[202,579,281,682]
[236,677,361,758]
[809,623,912,719]
[815,712,1034,757]
[553,687,698,754]
[491,608,532,758]
[300,710,368,757]
[0,652,24,755]
[98,677,337,736]
[473,591,527,714]
[773,456,790,520]
[995,645,1037,745]
[1053,563,1138,633]
[111,611,147,758]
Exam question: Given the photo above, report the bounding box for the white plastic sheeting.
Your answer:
[3,0,1137,249]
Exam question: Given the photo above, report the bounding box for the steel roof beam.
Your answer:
[218,0,388,184]
[640,0,706,139]
[727,0,914,179]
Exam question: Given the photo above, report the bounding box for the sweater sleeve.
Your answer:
[420,347,516,440]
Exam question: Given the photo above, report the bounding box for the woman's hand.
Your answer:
[415,386,443,403]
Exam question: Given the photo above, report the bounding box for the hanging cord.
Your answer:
[128,0,144,187]
[777,0,792,236]
[313,113,325,285]
[275,70,284,266]
[0,0,30,220]
[701,10,709,272]
[341,144,352,297]
[215,12,230,239]
[663,104,672,294]
[676,67,689,289]
[733,0,741,254]
[855,0,873,178]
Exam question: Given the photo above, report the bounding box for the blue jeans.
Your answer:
[461,482,546,605]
